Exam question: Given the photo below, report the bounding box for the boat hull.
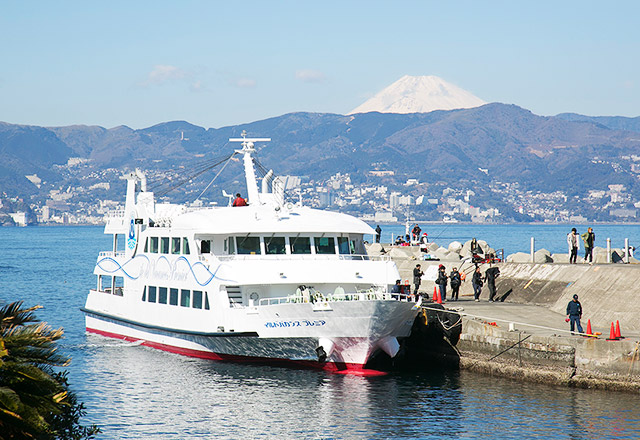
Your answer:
[83,300,418,373]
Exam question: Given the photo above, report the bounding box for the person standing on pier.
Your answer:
[375,225,382,243]
[413,264,424,297]
[472,267,483,301]
[436,265,448,301]
[450,267,461,301]
[566,294,584,335]
[485,266,500,302]
[582,227,595,263]
[567,228,580,264]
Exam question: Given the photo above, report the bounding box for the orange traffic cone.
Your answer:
[586,319,594,337]
[433,286,438,302]
[436,288,442,304]
[606,322,619,341]
[615,320,624,339]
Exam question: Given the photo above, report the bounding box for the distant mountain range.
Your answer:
[1,103,640,207]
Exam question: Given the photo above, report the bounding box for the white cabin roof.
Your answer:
[169,205,374,235]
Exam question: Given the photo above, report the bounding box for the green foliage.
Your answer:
[0,301,100,440]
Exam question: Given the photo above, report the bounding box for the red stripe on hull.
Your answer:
[86,327,386,376]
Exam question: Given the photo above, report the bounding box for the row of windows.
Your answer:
[217,236,357,256]
[144,237,191,255]
[142,234,362,257]
[142,286,210,310]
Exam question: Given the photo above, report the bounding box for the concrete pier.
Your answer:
[368,243,640,392]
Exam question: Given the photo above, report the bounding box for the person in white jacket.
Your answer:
[567,228,580,264]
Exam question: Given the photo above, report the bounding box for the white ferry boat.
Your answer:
[82,133,420,374]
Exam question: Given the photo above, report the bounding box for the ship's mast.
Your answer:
[229,131,271,205]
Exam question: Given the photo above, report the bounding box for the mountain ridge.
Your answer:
[2,104,640,222]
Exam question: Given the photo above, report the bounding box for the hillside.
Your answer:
[1,103,640,222]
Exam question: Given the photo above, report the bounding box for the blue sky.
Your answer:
[1,1,638,129]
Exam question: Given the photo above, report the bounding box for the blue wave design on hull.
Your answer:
[96,254,233,286]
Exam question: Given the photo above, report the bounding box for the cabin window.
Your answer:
[237,236,261,255]
[201,240,211,254]
[172,238,181,255]
[144,239,148,252]
[114,277,124,296]
[160,237,170,254]
[314,237,335,255]
[142,286,146,301]
[290,236,311,254]
[158,287,168,304]
[338,237,351,254]
[148,286,157,302]
[265,236,286,254]
[169,288,179,305]
[224,238,234,254]
[149,237,159,253]
[204,293,210,310]
[180,289,190,307]
[193,290,203,309]
[182,238,190,254]
[99,275,112,293]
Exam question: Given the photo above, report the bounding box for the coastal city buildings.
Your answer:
[1,158,639,226]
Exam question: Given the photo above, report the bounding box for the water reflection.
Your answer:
[75,336,640,439]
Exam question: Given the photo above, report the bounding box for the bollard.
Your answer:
[607,238,611,263]
[530,237,535,263]
[625,238,630,264]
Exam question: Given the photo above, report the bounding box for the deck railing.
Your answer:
[258,291,414,306]
[216,254,390,262]
[98,251,126,258]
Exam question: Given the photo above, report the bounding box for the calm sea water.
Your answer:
[366,223,640,256]
[1,225,640,439]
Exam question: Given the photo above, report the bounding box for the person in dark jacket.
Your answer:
[472,267,483,301]
[449,267,461,301]
[375,225,382,243]
[582,227,595,263]
[485,266,500,302]
[566,294,584,334]
[413,264,424,297]
[436,265,448,301]
[411,224,421,242]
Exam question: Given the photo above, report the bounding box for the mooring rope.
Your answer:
[419,304,592,338]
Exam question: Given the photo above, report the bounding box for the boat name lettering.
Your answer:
[264,319,326,328]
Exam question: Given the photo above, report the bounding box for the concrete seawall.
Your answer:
[368,243,640,392]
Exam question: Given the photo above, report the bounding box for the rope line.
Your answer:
[155,153,236,197]
[419,304,592,338]
[487,334,532,361]
[194,153,237,203]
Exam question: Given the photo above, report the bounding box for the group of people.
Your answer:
[384,223,429,248]
[566,227,595,264]
[409,263,501,303]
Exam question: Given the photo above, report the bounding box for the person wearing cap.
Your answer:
[567,227,580,264]
[566,294,584,334]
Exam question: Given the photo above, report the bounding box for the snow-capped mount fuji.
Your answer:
[348,75,486,115]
